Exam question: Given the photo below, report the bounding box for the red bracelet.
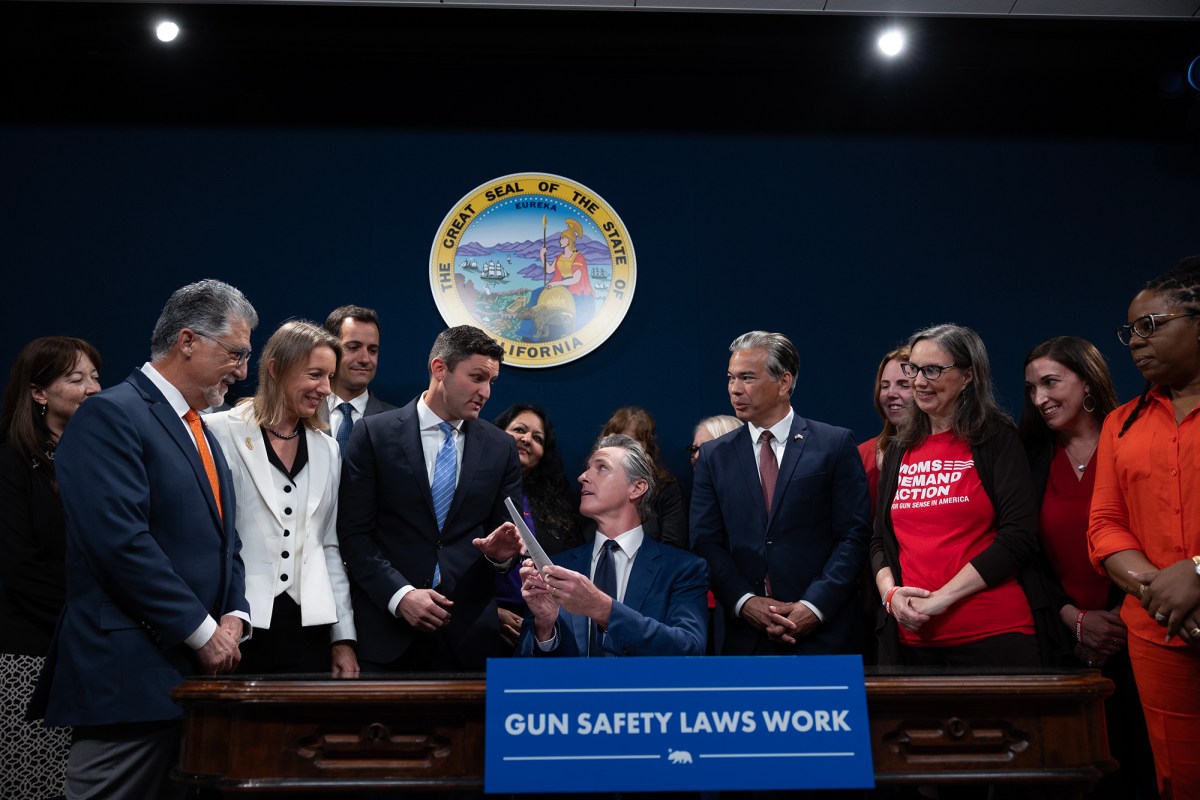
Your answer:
[1075,610,1087,643]
[884,586,900,616]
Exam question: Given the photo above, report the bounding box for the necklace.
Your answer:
[266,425,300,440]
[1063,441,1097,472]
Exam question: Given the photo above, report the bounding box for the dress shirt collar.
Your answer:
[329,390,369,418]
[417,394,464,434]
[746,407,794,447]
[592,525,645,562]
[141,362,192,418]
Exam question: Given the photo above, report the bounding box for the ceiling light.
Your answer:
[156,21,180,43]
[878,29,905,58]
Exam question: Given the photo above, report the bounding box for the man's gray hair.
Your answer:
[729,331,799,396]
[150,279,259,361]
[594,433,657,520]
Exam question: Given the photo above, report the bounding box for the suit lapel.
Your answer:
[228,407,284,529]
[621,537,660,613]
[305,429,330,520]
[447,419,483,527]
[397,402,436,521]
[768,415,809,529]
[732,426,768,529]
[559,545,594,653]
[147,396,224,531]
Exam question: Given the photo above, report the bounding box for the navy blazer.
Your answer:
[516,535,708,657]
[337,398,522,668]
[690,414,870,655]
[36,369,247,726]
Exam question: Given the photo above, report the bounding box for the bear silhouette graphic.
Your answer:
[668,749,693,765]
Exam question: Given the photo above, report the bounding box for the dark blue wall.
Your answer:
[2,126,1198,485]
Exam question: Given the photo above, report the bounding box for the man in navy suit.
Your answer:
[517,434,707,657]
[320,304,395,455]
[337,325,523,671]
[36,279,258,799]
[691,331,870,656]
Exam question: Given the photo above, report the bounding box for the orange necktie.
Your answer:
[184,409,223,523]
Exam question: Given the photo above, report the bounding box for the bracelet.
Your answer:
[884,586,900,617]
[1075,610,1087,643]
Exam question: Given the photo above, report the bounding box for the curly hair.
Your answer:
[493,403,582,548]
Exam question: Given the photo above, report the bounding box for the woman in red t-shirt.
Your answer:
[1020,335,1155,798]
[870,324,1045,668]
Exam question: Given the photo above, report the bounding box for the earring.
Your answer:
[1082,392,1096,413]
[39,403,46,417]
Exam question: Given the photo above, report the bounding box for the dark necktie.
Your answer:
[759,430,778,514]
[334,402,355,457]
[589,539,621,657]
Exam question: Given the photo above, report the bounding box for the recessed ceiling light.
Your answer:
[878,29,905,58]
[156,21,180,43]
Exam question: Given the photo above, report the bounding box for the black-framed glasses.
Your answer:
[686,444,701,455]
[899,362,964,381]
[1115,312,1200,346]
[193,330,252,367]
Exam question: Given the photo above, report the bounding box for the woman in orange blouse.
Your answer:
[1089,255,1200,800]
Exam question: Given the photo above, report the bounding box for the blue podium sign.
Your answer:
[485,656,873,793]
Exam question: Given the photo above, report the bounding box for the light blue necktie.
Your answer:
[430,422,457,587]
[334,402,355,457]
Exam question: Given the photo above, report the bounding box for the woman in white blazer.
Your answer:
[207,321,358,675]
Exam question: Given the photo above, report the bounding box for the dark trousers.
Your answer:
[238,593,332,674]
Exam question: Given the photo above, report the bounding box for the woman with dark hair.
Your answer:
[1021,336,1154,798]
[600,406,688,550]
[870,323,1065,671]
[0,336,101,798]
[207,321,359,675]
[858,346,912,513]
[493,403,583,649]
[1090,256,1200,798]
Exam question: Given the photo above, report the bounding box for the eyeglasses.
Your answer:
[1115,312,1200,346]
[899,362,964,381]
[686,445,701,455]
[193,330,252,367]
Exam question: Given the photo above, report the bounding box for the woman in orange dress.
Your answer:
[539,217,597,328]
[1089,255,1200,799]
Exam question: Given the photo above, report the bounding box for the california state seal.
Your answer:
[428,173,636,368]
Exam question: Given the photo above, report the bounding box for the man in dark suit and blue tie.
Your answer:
[321,304,395,457]
[516,434,708,658]
[691,331,870,656]
[35,279,258,799]
[337,325,523,671]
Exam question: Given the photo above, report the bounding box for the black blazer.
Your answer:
[337,398,522,668]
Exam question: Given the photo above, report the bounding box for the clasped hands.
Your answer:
[882,586,959,633]
[197,615,244,676]
[1131,560,1200,645]
[740,596,819,644]
[398,522,525,633]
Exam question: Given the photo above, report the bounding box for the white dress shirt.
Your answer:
[326,391,370,436]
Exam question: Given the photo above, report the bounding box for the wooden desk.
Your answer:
[174,668,1114,796]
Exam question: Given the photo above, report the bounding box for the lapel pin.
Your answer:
[793,434,804,441]
[245,437,254,450]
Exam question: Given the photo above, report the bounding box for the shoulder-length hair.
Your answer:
[248,321,342,432]
[892,323,1012,451]
[1,336,103,475]
[493,402,580,543]
[600,405,675,486]
[1017,336,1118,454]
[871,346,910,453]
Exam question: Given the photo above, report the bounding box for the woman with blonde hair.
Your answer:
[688,415,742,470]
[207,321,358,675]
